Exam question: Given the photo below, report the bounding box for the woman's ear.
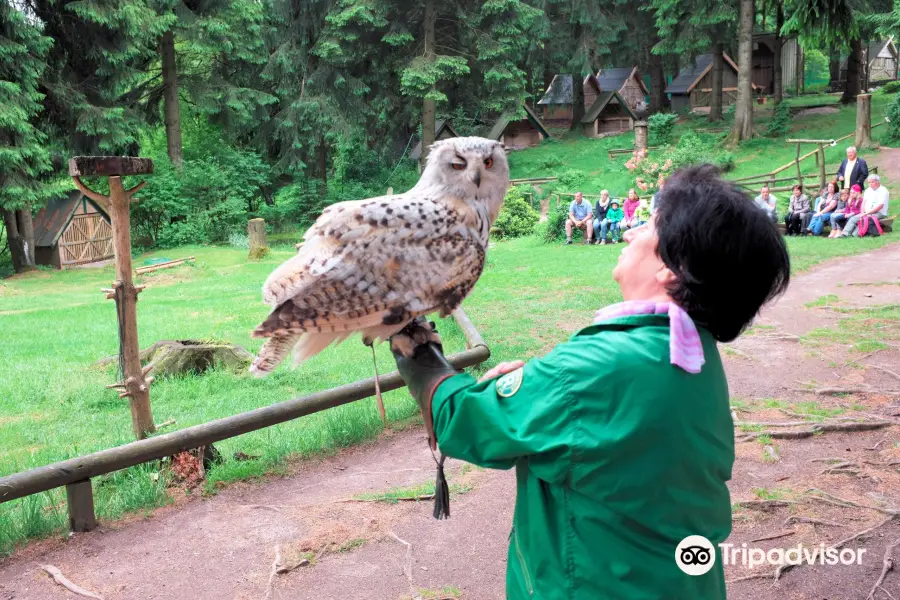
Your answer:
[656,266,678,288]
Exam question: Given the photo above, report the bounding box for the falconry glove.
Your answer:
[390,317,460,519]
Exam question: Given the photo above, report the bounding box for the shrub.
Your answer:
[557,169,586,187]
[493,186,540,239]
[542,203,569,243]
[766,101,792,138]
[884,95,900,143]
[883,80,900,94]
[648,113,678,145]
[539,156,564,169]
[228,232,249,249]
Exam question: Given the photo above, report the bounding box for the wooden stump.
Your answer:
[141,340,253,378]
[634,121,649,152]
[248,218,269,260]
[855,93,873,149]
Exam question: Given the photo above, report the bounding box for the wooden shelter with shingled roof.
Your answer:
[580,90,636,137]
[536,74,602,125]
[410,119,460,161]
[839,39,898,87]
[33,190,114,269]
[665,53,760,113]
[594,67,649,111]
[486,104,551,149]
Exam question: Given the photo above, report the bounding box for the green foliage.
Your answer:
[803,49,830,92]
[884,94,900,143]
[883,80,900,94]
[648,113,678,145]
[766,101,793,138]
[542,204,569,243]
[668,131,735,172]
[492,186,539,239]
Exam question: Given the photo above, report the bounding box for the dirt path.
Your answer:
[2,244,900,600]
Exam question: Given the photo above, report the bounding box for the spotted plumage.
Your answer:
[249,136,509,376]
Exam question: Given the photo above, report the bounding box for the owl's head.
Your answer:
[416,136,510,220]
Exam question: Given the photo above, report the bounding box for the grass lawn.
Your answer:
[1,232,898,554]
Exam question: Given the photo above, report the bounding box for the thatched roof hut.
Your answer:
[580,91,636,137]
[486,104,551,149]
[595,67,649,110]
[537,74,602,124]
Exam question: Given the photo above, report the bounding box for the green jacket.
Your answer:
[606,206,624,222]
[431,313,734,599]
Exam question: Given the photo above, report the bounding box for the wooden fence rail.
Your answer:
[0,308,490,532]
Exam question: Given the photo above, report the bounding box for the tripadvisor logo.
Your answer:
[675,535,716,576]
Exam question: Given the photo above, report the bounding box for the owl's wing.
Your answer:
[249,193,483,375]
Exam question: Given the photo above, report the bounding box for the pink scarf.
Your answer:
[593,301,705,374]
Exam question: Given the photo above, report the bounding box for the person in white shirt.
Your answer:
[753,185,778,223]
[840,174,890,237]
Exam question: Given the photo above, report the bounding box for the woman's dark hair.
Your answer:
[655,164,790,342]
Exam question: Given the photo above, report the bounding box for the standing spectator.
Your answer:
[754,185,778,223]
[836,146,868,191]
[839,174,890,237]
[565,192,593,245]
[622,189,642,230]
[593,190,613,244]
[806,181,839,236]
[829,184,863,237]
[783,184,810,235]
[605,200,624,243]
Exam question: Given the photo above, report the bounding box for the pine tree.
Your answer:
[0,2,67,272]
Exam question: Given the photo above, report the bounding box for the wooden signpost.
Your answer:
[70,156,157,441]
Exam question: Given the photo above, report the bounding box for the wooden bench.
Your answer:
[776,217,893,235]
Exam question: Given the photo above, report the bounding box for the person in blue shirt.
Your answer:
[565,192,593,245]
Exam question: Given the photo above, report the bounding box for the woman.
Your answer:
[783,184,810,235]
[388,165,790,600]
[592,190,612,244]
[806,181,839,236]
[829,184,862,237]
[622,189,642,230]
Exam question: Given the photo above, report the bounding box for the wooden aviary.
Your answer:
[70,156,156,441]
[134,256,194,276]
[248,218,269,260]
[32,191,114,269]
[855,94,873,149]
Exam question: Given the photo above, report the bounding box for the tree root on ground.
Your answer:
[866,539,900,600]
[783,516,844,528]
[41,565,104,600]
[735,420,892,443]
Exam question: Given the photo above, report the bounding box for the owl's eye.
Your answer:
[451,161,466,171]
[484,157,494,169]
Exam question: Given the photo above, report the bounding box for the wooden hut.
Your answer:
[751,33,803,94]
[536,74,602,125]
[594,67,649,110]
[665,53,760,112]
[839,39,899,87]
[410,119,460,161]
[33,191,114,269]
[580,91,636,137]
[486,104,551,149]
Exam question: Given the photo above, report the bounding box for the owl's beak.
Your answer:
[470,170,481,188]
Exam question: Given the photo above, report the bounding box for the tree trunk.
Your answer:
[160,30,183,170]
[828,48,840,89]
[649,51,666,113]
[317,135,327,194]
[571,72,585,129]
[773,0,783,103]
[2,208,36,273]
[855,93,873,148]
[420,0,436,168]
[710,42,724,121]
[727,0,755,146]
[841,38,862,104]
[247,218,270,260]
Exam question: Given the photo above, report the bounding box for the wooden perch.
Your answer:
[68,156,153,177]
[71,176,110,211]
[134,257,194,276]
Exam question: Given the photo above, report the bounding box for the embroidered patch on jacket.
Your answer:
[495,368,524,398]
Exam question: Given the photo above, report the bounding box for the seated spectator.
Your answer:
[754,185,778,223]
[565,191,593,245]
[593,190,612,244]
[604,200,624,243]
[621,189,643,230]
[804,181,838,234]
[783,184,810,235]
[829,185,863,237]
[839,174,890,238]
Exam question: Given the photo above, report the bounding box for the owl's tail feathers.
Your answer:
[249,331,302,377]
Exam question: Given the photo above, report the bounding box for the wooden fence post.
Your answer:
[855,93,873,149]
[66,480,97,532]
[247,218,269,260]
[817,144,826,190]
[634,121,649,153]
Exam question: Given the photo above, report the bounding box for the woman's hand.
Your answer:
[479,360,525,383]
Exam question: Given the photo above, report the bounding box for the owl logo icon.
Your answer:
[675,535,716,576]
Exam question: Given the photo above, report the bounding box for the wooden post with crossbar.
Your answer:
[70,157,156,441]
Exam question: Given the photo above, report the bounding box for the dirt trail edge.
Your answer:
[2,243,900,600]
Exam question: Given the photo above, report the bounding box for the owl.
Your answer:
[249,136,509,376]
